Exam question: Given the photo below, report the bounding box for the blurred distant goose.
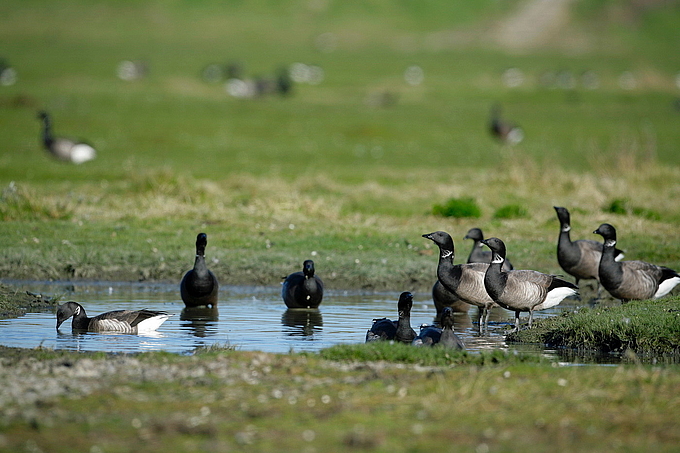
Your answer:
[413,307,464,349]
[489,104,523,145]
[464,228,513,271]
[180,233,219,308]
[37,111,96,164]
[593,224,680,302]
[366,291,416,343]
[282,259,324,308]
[56,301,170,333]
[554,206,624,298]
[482,237,578,333]
[432,280,470,315]
[422,231,496,333]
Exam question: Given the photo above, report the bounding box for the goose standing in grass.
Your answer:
[37,111,96,164]
[554,206,624,298]
[422,231,496,333]
[282,259,324,309]
[366,291,416,343]
[180,233,219,308]
[482,237,579,333]
[489,104,523,145]
[56,302,170,333]
[412,307,465,349]
[593,223,680,302]
[464,227,513,270]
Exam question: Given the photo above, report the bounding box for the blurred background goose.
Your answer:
[464,227,513,271]
[281,259,324,309]
[431,280,470,316]
[37,111,96,164]
[422,231,497,333]
[180,233,219,308]
[554,206,623,299]
[593,223,680,302]
[482,237,578,333]
[489,103,523,145]
[365,291,416,343]
[56,301,170,333]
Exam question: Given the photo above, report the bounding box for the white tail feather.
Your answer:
[654,276,680,299]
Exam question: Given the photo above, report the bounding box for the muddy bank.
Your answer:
[0,284,59,320]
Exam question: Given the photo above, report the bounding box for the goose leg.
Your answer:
[475,307,483,334]
[483,306,492,334]
[528,310,534,329]
[510,310,521,333]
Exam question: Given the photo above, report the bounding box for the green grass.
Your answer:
[509,297,680,358]
[1,345,680,452]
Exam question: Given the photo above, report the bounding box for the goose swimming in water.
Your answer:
[180,233,219,308]
[366,291,416,343]
[56,301,170,333]
[281,259,324,309]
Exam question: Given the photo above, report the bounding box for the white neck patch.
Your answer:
[441,249,453,259]
[562,225,571,232]
[74,305,81,316]
[604,239,616,247]
[492,254,504,264]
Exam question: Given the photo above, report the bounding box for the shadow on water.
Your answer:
[281,309,323,337]
[180,306,220,338]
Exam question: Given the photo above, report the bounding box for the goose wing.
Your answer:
[617,261,664,299]
[503,270,551,307]
[456,264,493,304]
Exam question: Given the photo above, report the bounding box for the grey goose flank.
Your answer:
[593,223,680,302]
[482,237,578,333]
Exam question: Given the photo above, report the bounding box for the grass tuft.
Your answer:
[432,197,481,218]
[493,203,529,219]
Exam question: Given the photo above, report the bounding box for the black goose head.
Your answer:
[593,223,617,245]
[481,237,507,263]
[397,291,413,317]
[303,260,315,278]
[56,301,82,330]
[553,206,571,230]
[440,307,454,329]
[464,228,484,242]
[195,232,208,256]
[422,231,455,254]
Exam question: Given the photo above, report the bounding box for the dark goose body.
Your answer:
[282,259,324,309]
[554,207,623,297]
[482,237,578,333]
[412,307,464,349]
[180,233,219,308]
[594,223,680,302]
[366,291,416,343]
[56,301,170,333]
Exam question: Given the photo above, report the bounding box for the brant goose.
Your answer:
[180,233,219,308]
[413,307,465,349]
[482,237,578,333]
[37,111,96,164]
[432,280,470,315]
[56,302,170,333]
[422,231,497,333]
[554,207,624,298]
[593,223,680,302]
[464,227,513,271]
[489,104,524,145]
[366,291,417,343]
[282,259,324,308]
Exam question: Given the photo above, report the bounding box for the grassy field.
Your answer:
[1,0,679,289]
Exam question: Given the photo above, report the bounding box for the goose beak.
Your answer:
[422,233,433,240]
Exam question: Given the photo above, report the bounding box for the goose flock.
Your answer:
[55,210,680,350]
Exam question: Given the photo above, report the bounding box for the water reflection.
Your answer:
[180,306,220,338]
[281,309,323,337]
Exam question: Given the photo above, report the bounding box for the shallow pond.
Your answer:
[0,280,596,356]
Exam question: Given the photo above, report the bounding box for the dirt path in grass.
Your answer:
[494,0,576,50]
